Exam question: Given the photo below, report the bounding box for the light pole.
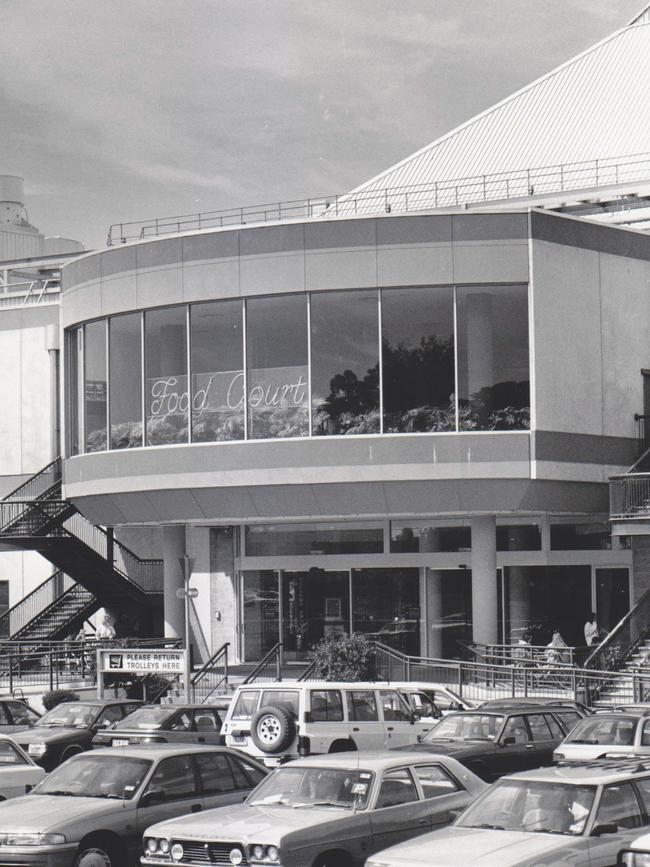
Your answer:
[178,555,195,702]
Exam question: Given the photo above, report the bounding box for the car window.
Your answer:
[379,691,412,722]
[633,776,650,814]
[567,716,636,745]
[0,705,10,725]
[170,711,193,732]
[375,769,419,809]
[406,692,437,717]
[0,740,27,765]
[235,756,266,787]
[122,703,142,717]
[502,716,529,744]
[231,690,260,720]
[413,765,460,798]
[226,755,252,789]
[4,702,37,725]
[347,691,379,722]
[96,706,123,728]
[195,752,236,794]
[261,691,299,715]
[641,721,650,747]
[145,755,196,801]
[555,710,581,733]
[192,709,221,732]
[310,690,344,722]
[595,783,643,830]
[544,714,565,739]
[525,714,554,742]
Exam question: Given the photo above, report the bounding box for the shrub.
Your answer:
[308,633,376,682]
[42,689,80,711]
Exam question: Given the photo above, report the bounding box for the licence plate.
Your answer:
[112,738,130,747]
[231,736,247,745]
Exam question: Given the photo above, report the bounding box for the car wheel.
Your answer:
[61,745,84,763]
[250,705,295,753]
[313,851,352,867]
[74,847,114,867]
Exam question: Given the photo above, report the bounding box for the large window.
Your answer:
[245,522,383,556]
[456,284,529,430]
[311,290,380,435]
[246,295,308,439]
[352,568,420,655]
[145,307,188,445]
[67,284,531,454]
[382,286,455,433]
[191,300,244,442]
[109,313,142,449]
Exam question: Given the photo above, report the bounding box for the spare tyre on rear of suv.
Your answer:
[250,704,296,754]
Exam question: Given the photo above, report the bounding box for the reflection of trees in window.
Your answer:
[248,404,309,440]
[313,365,379,435]
[383,335,455,433]
[459,380,530,431]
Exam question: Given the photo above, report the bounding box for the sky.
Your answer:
[0,0,644,250]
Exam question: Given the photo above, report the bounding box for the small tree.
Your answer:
[42,689,80,711]
[308,633,376,681]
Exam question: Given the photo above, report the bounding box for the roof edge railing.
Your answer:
[106,150,650,245]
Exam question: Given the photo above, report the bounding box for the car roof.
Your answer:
[578,711,646,720]
[444,706,564,716]
[284,752,461,771]
[235,682,394,689]
[132,702,230,711]
[45,699,142,707]
[90,744,265,761]
[504,759,650,786]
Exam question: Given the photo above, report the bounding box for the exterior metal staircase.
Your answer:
[0,459,163,640]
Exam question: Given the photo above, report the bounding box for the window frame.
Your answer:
[373,766,421,810]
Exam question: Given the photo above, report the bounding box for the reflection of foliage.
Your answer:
[146,416,188,445]
[314,366,380,436]
[382,336,454,430]
[249,407,309,439]
[86,428,107,452]
[384,405,456,433]
[110,422,143,449]
[193,411,244,442]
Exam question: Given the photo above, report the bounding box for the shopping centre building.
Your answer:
[6,5,650,662]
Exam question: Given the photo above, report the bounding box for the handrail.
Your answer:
[584,585,650,670]
[243,642,283,684]
[0,571,71,638]
[106,149,650,245]
[297,659,318,681]
[191,642,230,686]
[2,457,61,503]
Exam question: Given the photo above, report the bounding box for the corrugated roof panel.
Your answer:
[340,21,650,215]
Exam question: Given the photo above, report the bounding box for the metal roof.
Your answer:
[343,17,650,214]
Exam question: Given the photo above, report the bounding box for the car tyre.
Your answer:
[74,847,114,867]
[251,704,295,753]
[313,851,353,867]
[61,744,84,763]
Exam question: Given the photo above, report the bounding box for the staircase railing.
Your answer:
[191,642,230,703]
[0,500,72,536]
[2,458,62,503]
[243,642,283,684]
[297,659,318,681]
[584,587,650,671]
[0,571,76,638]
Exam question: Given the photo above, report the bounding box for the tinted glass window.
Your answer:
[109,313,142,449]
[246,295,308,439]
[0,705,9,725]
[311,289,379,436]
[413,765,460,798]
[595,783,643,830]
[526,714,553,742]
[502,717,529,744]
[5,702,38,726]
[145,306,188,445]
[231,691,260,720]
[226,755,252,789]
[544,714,564,739]
[556,710,581,733]
[84,320,107,452]
[379,691,411,722]
[146,755,196,800]
[0,741,26,765]
[236,757,266,787]
[310,691,344,722]
[347,691,379,722]
[375,769,419,808]
[195,752,236,794]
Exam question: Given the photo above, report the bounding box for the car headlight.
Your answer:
[248,844,279,863]
[623,854,650,866]
[27,744,47,757]
[143,837,171,859]
[0,832,66,846]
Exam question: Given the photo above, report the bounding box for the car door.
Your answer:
[378,690,424,747]
[488,715,535,779]
[0,740,44,798]
[369,767,431,855]
[586,781,647,867]
[411,763,472,830]
[135,753,205,836]
[195,751,256,808]
[524,713,562,768]
[346,690,385,749]
[191,708,224,745]
[163,710,194,744]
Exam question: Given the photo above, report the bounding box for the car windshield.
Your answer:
[457,779,596,835]
[423,713,504,742]
[33,754,152,799]
[113,707,174,730]
[566,716,636,746]
[247,766,373,810]
[37,703,99,728]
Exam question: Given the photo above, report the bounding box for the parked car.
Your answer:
[366,759,650,867]
[13,698,144,769]
[0,698,41,732]
[554,711,650,763]
[619,827,650,864]
[91,700,230,748]
[477,697,592,715]
[392,683,475,722]
[222,682,431,766]
[140,751,486,867]
[394,705,583,781]
[0,735,45,799]
[0,744,267,866]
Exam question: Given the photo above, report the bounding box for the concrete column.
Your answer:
[508,567,531,642]
[471,516,498,645]
[210,527,238,659]
[163,525,185,639]
[44,324,60,460]
[465,293,494,397]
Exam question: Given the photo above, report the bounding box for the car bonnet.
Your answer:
[0,794,129,833]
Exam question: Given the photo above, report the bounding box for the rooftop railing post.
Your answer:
[49,652,54,692]
[8,655,12,694]
[457,663,463,697]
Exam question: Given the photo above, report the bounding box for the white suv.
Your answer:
[222,681,432,765]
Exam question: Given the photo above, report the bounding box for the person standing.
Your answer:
[584,612,600,647]
[96,613,116,641]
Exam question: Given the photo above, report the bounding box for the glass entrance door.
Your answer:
[282,570,350,662]
[241,570,279,662]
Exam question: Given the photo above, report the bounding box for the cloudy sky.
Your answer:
[1,0,643,249]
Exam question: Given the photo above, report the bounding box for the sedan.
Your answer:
[140,752,486,867]
[0,699,41,732]
[0,744,267,866]
[13,698,143,769]
[0,736,44,800]
[395,706,579,781]
[92,701,230,748]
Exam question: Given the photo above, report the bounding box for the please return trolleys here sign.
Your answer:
[98,649,185,675]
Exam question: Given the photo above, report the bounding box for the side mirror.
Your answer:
[416,734,423,743]
[591,823,618,837]
[502,736,516,746]
[140,789,165,807]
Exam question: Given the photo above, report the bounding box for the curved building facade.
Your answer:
[60,208,646,662]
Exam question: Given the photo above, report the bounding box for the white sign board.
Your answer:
[99,649,185,675]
